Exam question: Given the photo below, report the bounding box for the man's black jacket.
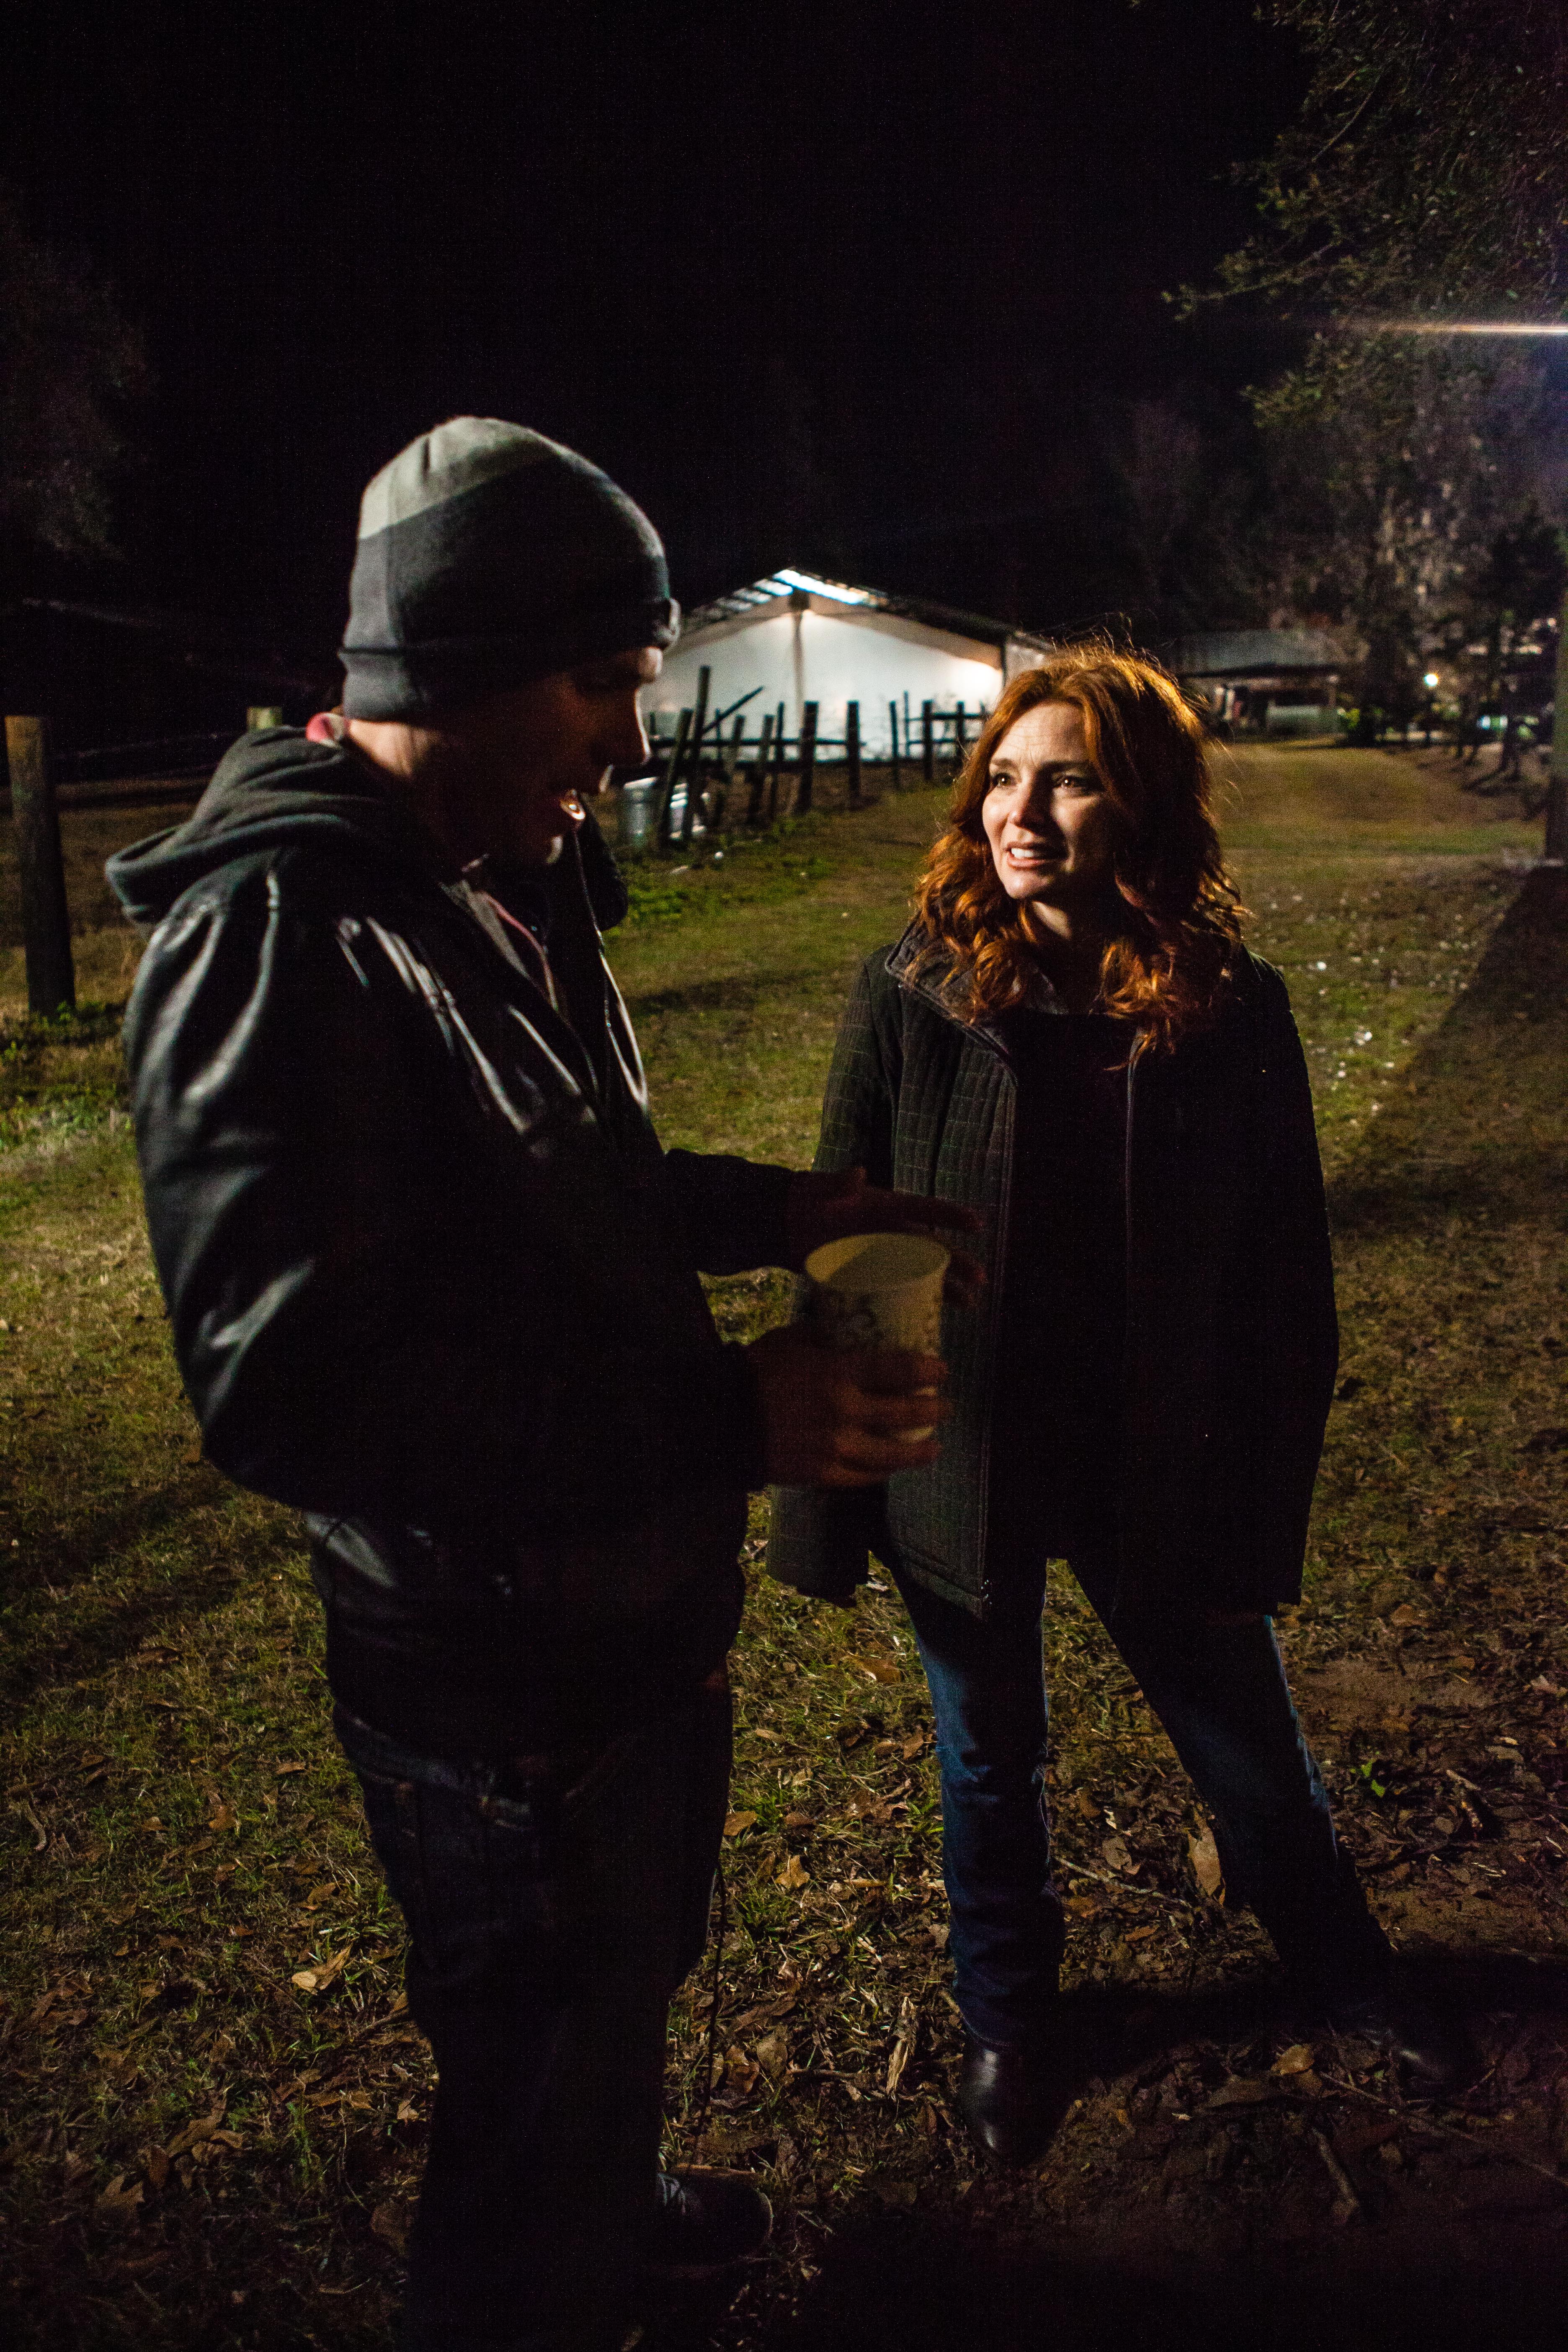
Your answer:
[108,728,792,1754]
[769,930,1338,1619]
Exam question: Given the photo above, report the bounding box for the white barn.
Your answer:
[643,570,1057,757]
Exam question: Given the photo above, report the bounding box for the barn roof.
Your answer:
[681,569,1061,658]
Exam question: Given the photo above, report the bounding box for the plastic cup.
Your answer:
[803,1231,949,1441]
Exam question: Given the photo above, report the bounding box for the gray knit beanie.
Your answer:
[339,418,680,720]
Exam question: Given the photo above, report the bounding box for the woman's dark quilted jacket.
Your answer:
[768,930,1338,1619]
[108,728,794,1754]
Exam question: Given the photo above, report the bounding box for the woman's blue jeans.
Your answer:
[894,1543,1390,2048]
[336,1680,731,2352]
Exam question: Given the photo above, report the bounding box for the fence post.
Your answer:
[681,665,711,848]
[921,701,935,783]
[953,703,967,758]
[768,702,787,823]
[846,700,861,806]
[888,699,903,792]
[711,714,745,836]
[797,702,819,813]
[657,710,693,851]
[5,716,76,1017]
[747,712,775,827]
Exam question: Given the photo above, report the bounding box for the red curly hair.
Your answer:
[910,647,1245,1054]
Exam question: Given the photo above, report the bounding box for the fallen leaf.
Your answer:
[1101,1834,1134,1875]
[1072,1790,1101,1821]
[165,2099,227,2158]
[206,1803,237,1834]
[1204,2076,1286,2112]
[273,1761,307,1777]
[1187,1829,1225,1901]
[864,1657,901,1684]
[395,2098,420,2125]
[724,2045,760,2094]
[370,2200,408,2250]
[777,1853,810,1890]
[1529,1676,1564,1697]
[1388,1603,1425,1627]
[95,2172,144,2223]
[227,1925,253,1940]
[291,1946,352,1996]
[900,1735,928,1759]
[783,1810,815,1831]
[143,2145,170,2192]
[1124,1924,1155,1943]
[722,1811,758,1838]
[1063,1894,1103,1919]
[885,1996,918,2096]
[756,2031,789,2077]
[1271,2043,1318,2077]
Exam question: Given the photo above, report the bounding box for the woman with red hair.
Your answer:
[771,649,1465,2161]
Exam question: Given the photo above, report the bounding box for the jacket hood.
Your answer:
[106,727,454,933]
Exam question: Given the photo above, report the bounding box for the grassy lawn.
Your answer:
[1,745,1564,2348]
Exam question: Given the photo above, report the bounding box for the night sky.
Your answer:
[8,0,1308,677]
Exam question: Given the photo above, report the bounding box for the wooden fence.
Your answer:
[627,665,985,854]
[0,682,988,1013]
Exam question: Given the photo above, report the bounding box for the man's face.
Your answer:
[364,646,661,869]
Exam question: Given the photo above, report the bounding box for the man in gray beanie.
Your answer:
[109,420,971,2352]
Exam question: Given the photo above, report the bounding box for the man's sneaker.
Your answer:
[643,2169,772,2279]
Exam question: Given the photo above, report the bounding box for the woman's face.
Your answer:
[980,701,1124,921]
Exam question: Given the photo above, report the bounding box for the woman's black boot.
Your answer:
[957,2033,1059,2166]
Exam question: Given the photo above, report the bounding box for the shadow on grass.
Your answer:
[1329,867,1568,1234]
[1,1467,298,1700]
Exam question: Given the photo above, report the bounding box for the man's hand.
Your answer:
[748,1324,948,1487]
[784,1166,985,1307]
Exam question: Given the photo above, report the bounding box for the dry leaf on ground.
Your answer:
[291,1947,352,1996]
[1188,1828,1224,1899]
[722,1811,758,1837]
[1272,2043,1318,2076]
[165,2099,227,2158]
[777,1854,810,1890]
[95,2172,144,2223]
[370,2201,409,2251]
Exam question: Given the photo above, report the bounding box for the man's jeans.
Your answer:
[895,1545,1390,2048]
[336,1681,731,2352]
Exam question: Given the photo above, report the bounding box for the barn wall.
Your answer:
[643,604,1001,756]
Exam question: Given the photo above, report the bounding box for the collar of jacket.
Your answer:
[884,919,1078,1063]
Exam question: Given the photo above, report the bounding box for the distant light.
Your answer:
[1351,319,1568,338]
[1424,671,1440,688]
[768,568,877,606]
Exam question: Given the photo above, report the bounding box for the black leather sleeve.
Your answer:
[124,861,765,1579]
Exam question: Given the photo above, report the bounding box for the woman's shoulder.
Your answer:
[1223,947,1292,1016]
